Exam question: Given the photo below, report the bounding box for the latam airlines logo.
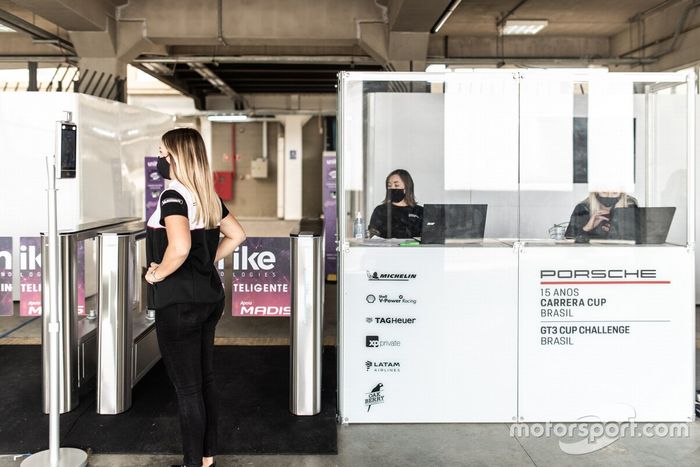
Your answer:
[366,271,417,281]
[365,360,401,373]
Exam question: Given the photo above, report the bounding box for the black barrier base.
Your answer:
[0,345,337,455]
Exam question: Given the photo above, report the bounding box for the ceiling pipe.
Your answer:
[134,55,378,65]
[428,56,657,66]
[0,10,75,55]
[621,0,700,60]
[217,0,229,47]
[629,0,685,22]
[431,0,462,33]
[648,0,700,59]
[0,55,77,62]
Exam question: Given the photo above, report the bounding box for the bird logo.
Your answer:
[365,383,385,412]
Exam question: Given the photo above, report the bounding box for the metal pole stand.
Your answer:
[289,218,324,416]
[22,118,87,467]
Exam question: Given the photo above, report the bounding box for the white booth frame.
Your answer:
[336,70,696,424]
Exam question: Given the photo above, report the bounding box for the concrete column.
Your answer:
[278,115,312,220]
[198,116,213,165]
[27,62,38,91]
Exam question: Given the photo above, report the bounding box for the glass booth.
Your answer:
[337,70,695,423]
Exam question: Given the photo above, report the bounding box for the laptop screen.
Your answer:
[421,204,487,244]
[611,207,675,244]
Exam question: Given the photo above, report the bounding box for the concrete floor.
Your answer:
[0,421,699,466]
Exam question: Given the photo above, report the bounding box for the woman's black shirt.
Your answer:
[565,197,638,240]
[368,203,423,239]
[146,180,229,309]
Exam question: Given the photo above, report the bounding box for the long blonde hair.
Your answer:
[587,192,632,212]
[161,128,222,229]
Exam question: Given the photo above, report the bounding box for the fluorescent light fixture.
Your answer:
[208,114,249,122]
[502,20,548,35]
[189,62,238,98]
[0,24,15,33]
[431,0,462,33]
[142,62,171,75]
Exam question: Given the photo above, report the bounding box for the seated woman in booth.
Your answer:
[368,169,423,239]
[565,191,638,242]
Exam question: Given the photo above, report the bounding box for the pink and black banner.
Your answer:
[19,237,42,317]
[232,237,291,317]
[145,156,165,220]
[0,237,12,316]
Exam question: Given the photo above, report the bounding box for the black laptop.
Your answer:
[611,207,676,244]
[420,204,487,244]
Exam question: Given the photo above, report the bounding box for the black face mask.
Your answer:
[156,156,171,180]
[388,188,405,203]
[596,194,620,208]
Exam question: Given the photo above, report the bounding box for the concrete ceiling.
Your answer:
[439,0,672,36]
[2,0,700,109]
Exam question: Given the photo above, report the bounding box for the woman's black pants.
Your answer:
[155,300,224,467]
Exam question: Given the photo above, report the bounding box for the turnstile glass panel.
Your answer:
[77,238,99,321]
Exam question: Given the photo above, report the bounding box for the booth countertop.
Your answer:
[348,238,687,248]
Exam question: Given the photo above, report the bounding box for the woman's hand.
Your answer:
[145,262,164,284]
[582,208,610,232]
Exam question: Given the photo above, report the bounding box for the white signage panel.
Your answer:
[444,74,519,191]
[519,246,695,422]
[340,246,518,423]
[587,78,635,193]
[519,75,574,191]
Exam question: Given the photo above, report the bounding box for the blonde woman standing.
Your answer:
[145,128,246,467]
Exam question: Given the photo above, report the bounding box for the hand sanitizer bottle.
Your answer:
[353,212,365,239]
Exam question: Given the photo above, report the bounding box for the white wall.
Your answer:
[278,115,310,220]
[0,93,173,300]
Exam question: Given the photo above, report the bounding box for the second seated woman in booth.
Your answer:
[368,169,423,239]
[144,128,246,467]
[565,191,638,241]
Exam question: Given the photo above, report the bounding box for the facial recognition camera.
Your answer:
[56,112,77,179]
